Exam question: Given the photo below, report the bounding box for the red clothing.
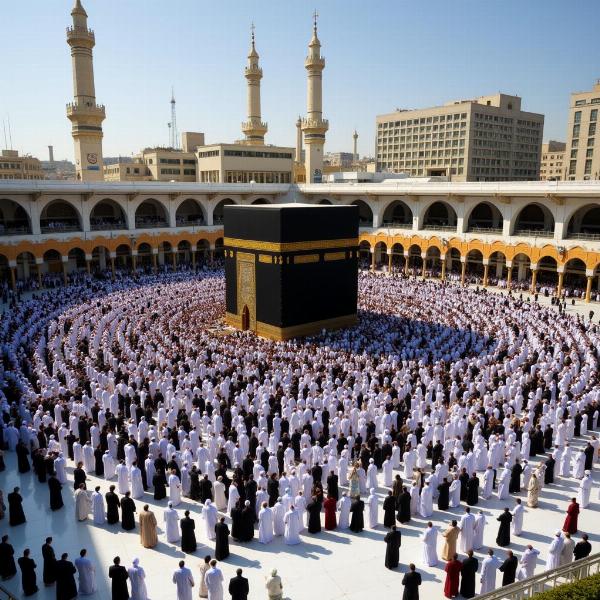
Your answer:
[563,501,579,534]
[444,559,462,598]
[323,497,337,530]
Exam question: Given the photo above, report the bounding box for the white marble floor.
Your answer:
[1,436,598,600]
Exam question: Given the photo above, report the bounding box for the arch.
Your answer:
[382,200,413,228]
[251,198,271,205]
[0,199,31,235]
[511,252,532,283]
[422,201,457,230]
[564,258,588,292]
[373,241,387,269]
[90,246,110,272]
[90,198,127,230]
[195,239,211,266]
[512,202,555,236]
[177,240,192,265]
[466,201,503,232]
[137,242,153,269]
[115,244,132,270]
[0,253,9,282]
[318,198,332,205]
[213,199,236,225]
[352,200,373,227]
[15,251,37,282]
[566,204,600,240]
[488,251,508,282]
[176,198,205,226]
[42,249,62,274]
[135,198,168,229]
[67,247,86,270]
[214,237,224,259]
[390,242,405,272]
[407,243,423,274]
[424,246,442,277]
[536,255,558,287]
[40,199,81,233]
[465,249,484,278]
[358,240,371,267]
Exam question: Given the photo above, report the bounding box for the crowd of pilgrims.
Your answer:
[0,267,599,599]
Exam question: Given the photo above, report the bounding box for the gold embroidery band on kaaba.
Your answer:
[293,254,319,264]
[224,237,358,252]
[324,251,347,261]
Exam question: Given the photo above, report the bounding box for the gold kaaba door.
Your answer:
[236,253,256,332]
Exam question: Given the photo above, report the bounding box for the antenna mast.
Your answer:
[169,88,179,149]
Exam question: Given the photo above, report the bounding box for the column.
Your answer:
[483,259,489,287]
[387,250,392,273]
[370,248,375,272]
[403,252,409,275]
[460,258,467,286]
[210,247,215,266]
[530,264,538,293]
[132,253,137,272]
[151,250,158,272]
[585,274,593,303]
[9,262,16,290]
[421,252,427,279]
[85,254,91,274]
[171,251,177,269]
[61,256,68,286]
[441,259,446,281]
[192,251,196,270]
[506,261,513,288]
[109,253,116,279]
[557,268,564,298]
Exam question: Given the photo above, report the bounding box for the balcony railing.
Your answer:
[0,221,31,236]
[40,220,81,233]
[467,226,503,234]
[176,217,205,226]
[567,232,600,241]
[381,221,412,229]
[90,219,127,231]
[514,228,554,238]
[476,551,600,600]
[135,218,168,229]
[423,224,457,232]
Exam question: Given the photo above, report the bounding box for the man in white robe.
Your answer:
[272,498,285,536]
[473,511,486,550]
[213,477,227,511]
[367,488,378,528]
[204,560,223,600]
[284,506,301,545]
[337,493,351,529]
[102,451,116,480]
[128,558,148,600]
[449,476,461,508]
[258,503,274,544]
[116,461,130,495]
[294,492,307,531]
[482,466,494,499]
[74,549,96,595]
[173,560,195,600]
[421,522,438,567]
[419,482,433,518]
[512,499,524,535]
[480,549,500,594]
[54,453,67,484]
[458,508,476,553]
[75,484,91,521]
[227,484,240,515]
[91,486,105,525]
[572,450,586,479]
[517,545,540,580]
[545,531,564,570]
[578,471,592,508]
[164,502,181,543]
[130,464,144,499]
[169,471,182,506]
[203,500,218,541]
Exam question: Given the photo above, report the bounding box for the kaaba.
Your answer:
[223,203,359,340]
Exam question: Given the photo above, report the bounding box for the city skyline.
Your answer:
[2,0,599,162]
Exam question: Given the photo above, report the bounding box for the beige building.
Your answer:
[0,150,44,180]
[196,143,293,183]
[376,93,544,181]
[565,81,600,180]
[540,141,566,181]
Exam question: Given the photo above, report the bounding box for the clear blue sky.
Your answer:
[2,0,599,162]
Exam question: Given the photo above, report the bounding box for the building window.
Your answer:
[572,139,579,148]
[575,100,587,106]
[572,124,580,137]
[570,149,578,159]
[588,138,595,147]
[586,148,594,158]
[591,109,598,122]
[589,123,597,136]
[574,111,582,123]
[569,160,577,175]
[584,159,592,174]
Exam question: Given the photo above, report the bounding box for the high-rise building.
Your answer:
[376,93,544,181]
[301,13,328,183]
[66,0,105,181]
[565,81,600,180]
[540,141,566,181]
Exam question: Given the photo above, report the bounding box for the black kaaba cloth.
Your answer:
[224,203,358,340]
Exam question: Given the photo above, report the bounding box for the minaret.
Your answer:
[295,116,303,162]
[353,130,358,163]
[301,11,328,183]
[241,24,267,145]
[66,0,105,181]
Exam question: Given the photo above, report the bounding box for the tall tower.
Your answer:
[295,116,303,162]
[169,89,179,149]
[241,24,267,145]
[66,0,105,181]
[301,11,328,183]
[353,130,358,163]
